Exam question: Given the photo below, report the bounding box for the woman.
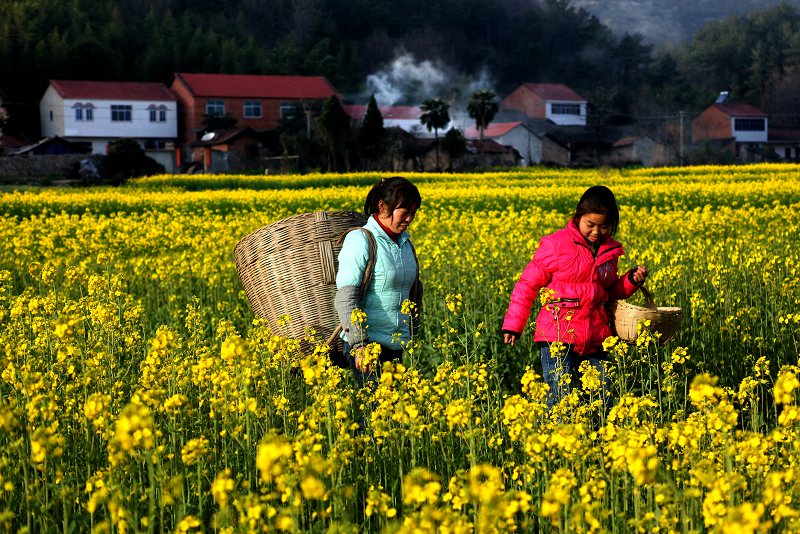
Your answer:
[334,176,422,386]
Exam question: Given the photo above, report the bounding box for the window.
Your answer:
[111,105,132,122]
[148,105,167,122]
[280,101,299,119]
[74,103,95,122]
[206,99,224,117]
[244,100,262,118]
[734,118,766,131]
[49,110,53,121]
[551,103,581,115]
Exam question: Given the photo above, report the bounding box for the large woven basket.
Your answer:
[609,286,683,344]
[234,211,368,351]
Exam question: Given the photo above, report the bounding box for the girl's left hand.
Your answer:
[631,265,648,284]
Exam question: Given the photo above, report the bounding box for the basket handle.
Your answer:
[639,285,656,309]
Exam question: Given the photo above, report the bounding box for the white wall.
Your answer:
[546,101,587,126]
[40,86,64,138]
[732,118,768,143]
[62,98,178,139]
[498,127,542,165]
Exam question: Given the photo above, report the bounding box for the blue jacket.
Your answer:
[335,215,419,349]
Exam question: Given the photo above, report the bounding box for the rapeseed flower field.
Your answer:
[1,164,800,532]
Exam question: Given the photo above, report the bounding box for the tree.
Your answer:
[442,128,466,170]
[358,94,385,169]
[419,98,450,171]
[467,89,499,142]
[315,96,351,171]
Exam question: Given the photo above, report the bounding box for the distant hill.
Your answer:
[575,0,800,44]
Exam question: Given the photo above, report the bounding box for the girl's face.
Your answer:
[378,200,417,234]
[578,212,611,246]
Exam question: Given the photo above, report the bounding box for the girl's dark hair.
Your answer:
[364,176,421,215]
[572,185,620,236]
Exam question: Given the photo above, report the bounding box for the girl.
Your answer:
[335,176,422,387]
[502,185,647,408]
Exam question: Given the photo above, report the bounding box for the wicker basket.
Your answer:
[609,286,683,344]
[234,210,368,352]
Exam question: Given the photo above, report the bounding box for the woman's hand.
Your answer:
[503,332,519,346]
[631,265,648,285]
[352,346,371,372]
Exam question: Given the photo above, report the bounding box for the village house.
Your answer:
[39,79,178,171]
[343,104,452,137]
[500,83,587,126]
[692,99,770,161]
[464,121,540,165]
[170,73,340,152]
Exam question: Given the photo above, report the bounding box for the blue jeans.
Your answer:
[540,344,610,409]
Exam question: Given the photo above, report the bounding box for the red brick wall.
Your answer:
[500,86,547,119]
[692,107,732,142]
[171,77,320,143]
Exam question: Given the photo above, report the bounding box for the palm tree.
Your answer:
[467,89,499,142]
[419,98,450,171]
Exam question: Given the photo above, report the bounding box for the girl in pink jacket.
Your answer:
[502,186,647,409]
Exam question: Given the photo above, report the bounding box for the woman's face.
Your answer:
[378,200,417,234]
[578,212,611,246]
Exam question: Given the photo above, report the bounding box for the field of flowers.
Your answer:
[1,164,800,532]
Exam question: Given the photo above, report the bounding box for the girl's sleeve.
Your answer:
[334,231,370,346]
[606,258,641,301]
[502,236,557,336]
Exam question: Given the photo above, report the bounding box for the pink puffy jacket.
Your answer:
[502,219,640,355]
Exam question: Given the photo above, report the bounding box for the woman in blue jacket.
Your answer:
[334,176,422,386]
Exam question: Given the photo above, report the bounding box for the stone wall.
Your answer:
[0,154,85,180]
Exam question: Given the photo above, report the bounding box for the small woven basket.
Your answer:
[234,210,368,352]
[609,286,683,344]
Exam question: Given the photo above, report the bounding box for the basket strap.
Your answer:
[327,227,377,350]
[639,285,656,309]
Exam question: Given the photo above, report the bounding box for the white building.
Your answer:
[500,83,587,126]
[40,80,178,170]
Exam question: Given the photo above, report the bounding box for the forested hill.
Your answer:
[576,0,800,44]
[2,0,800,136]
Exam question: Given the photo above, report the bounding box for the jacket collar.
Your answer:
[566,219,623,260]
[365,213,410,246]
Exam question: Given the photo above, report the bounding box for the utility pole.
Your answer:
[679,111,685,166]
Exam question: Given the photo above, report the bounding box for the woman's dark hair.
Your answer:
[364,176,421,215]
[572,185,620,236]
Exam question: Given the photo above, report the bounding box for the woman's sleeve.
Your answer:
[334,231,370,346]
[501,236,556,336]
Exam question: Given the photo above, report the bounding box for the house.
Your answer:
[500,83,587,126]
[170,73,341,149]
[39,80,178,170]
[12,136,92,156]
[464,121,542,165]
[0,133,25,156]
[189,127,266,173]
[344,104,452,137]
[767,129,800,160]
[605,135,670,167]
[692,102,768,161]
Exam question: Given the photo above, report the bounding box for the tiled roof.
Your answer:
[174,73,339,99]
[522,83,585,102]
[464,121,523,139]
[715,103,766,117]
[49,80,176,101]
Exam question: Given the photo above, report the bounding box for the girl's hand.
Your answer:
[503,332,518,346]
[632,265,648,285]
